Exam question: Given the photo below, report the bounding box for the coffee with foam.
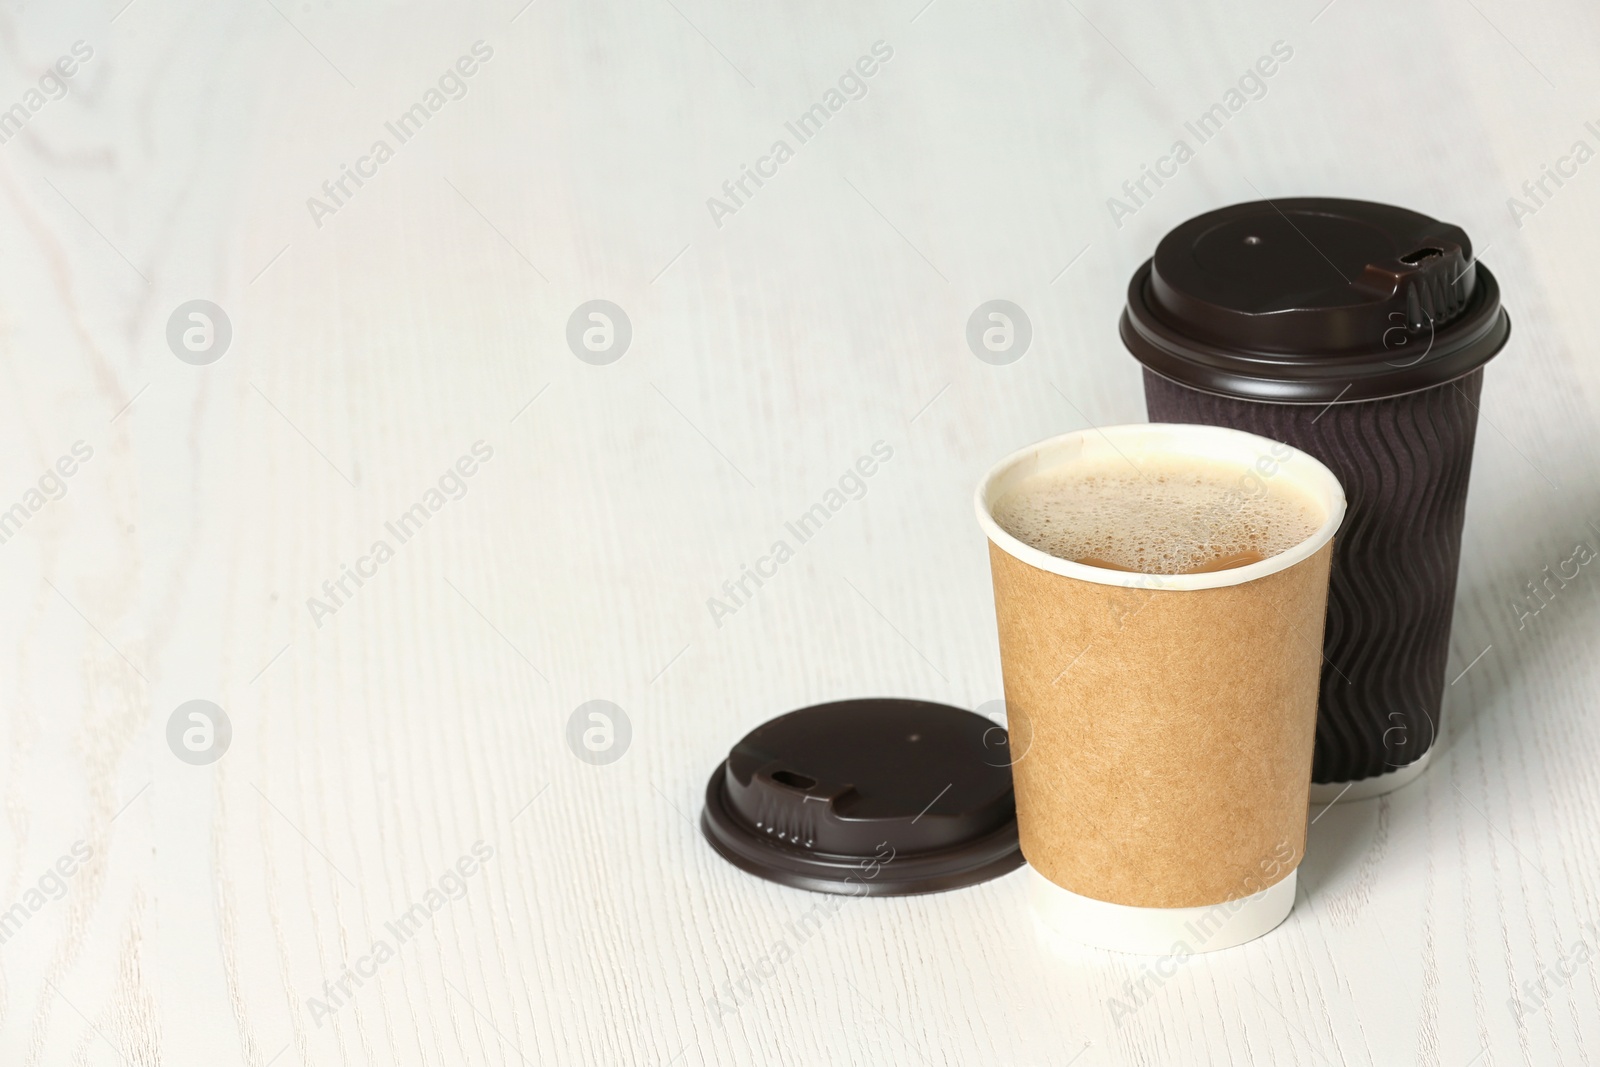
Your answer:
[991,453,1320,576]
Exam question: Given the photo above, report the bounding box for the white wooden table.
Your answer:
[2,0,1598,1062]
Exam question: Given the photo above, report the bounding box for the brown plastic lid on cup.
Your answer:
[1120,197,1511,402]
[701,699,1023,895]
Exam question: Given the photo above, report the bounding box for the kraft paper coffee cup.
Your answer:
[1122,198,1510,800]
[975,424,1346,954]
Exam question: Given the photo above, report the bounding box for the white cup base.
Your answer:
[1028,866,1296,955]
[1308,746,1433,805]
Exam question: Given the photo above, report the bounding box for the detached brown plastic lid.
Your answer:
[1121,198,1511,403]
[701,699,1022,896]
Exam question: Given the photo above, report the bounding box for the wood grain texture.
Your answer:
[0,0,1597,1063]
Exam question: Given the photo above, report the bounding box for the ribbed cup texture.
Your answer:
[1143,368,1483,783]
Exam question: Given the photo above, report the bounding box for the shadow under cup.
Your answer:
[975,424,1346,954]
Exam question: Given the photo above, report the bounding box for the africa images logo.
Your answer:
[704,41,894,228]
[705,441,893,627]
[306,42,495,228]
[0,40,94,147]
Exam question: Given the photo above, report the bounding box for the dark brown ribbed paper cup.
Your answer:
[1122,198,1511,799]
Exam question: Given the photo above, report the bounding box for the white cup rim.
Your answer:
[974,423,1347,591]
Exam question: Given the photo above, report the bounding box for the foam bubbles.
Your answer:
[992,453,1320,575]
